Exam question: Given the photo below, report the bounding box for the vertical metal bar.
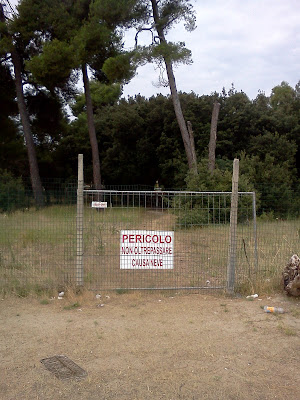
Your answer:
[252,192,259,272]
[218,194,221,224]
[76,154,84,287]
[207,194,210,224]
[227,159,239,293]
[213,194,215,224]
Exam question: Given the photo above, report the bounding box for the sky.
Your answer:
[8,0,300,100]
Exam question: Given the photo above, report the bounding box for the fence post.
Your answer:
[227,158,239,293]
[76,154,84,286]
[252,192,258,272]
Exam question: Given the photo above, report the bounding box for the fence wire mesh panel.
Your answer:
[251,187,300,292]
[3,181,298,294]
[81,190,256,291]
[0,180,77,295]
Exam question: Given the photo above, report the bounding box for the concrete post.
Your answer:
[76,154,84,286]
[227,158,239,293]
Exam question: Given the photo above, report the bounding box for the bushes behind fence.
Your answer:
[0,170,29,212]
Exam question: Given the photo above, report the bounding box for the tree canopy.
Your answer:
[0,1,299,216]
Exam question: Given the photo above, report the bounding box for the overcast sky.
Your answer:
[8,0,300,100]
[123,0,300,100]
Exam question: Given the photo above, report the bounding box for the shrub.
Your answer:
[0,170,28,212]
[175,204,210,228]
[173,159,255,227]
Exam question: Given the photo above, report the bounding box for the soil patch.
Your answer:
[0,292,299,399]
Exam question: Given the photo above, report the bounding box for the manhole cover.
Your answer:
[40,355,87,381]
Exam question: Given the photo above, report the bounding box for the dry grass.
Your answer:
[0,205,299,296]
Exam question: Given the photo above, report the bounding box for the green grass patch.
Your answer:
[278,324,297,337]
[63,302,81,310]
[115,288,129,295]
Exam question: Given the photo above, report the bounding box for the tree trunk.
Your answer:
[11,50,44,207]
[0,3,44,206]
[151,0,197,174]
[187,121,197,170]
[82,63,102,190]
[208,101,221,174]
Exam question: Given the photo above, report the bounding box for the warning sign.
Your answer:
[120,230,174,269]
[91,201,107,208]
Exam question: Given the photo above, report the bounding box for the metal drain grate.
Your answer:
[40,355,87,381]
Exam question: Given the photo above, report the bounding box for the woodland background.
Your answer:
[1,0,299,216]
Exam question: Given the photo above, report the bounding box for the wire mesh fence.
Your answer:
[79,190,257,291]
[0,179,299,294]
[0,180,77,294]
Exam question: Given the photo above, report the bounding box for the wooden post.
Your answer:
[252,192,258,272]
[76,154,84,287]
[227,158,239,293]
[208,101,221,174]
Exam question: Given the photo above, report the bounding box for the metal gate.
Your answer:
[77,190,257,291]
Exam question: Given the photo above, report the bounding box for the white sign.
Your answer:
[91,201,107,208]
[120,230,174,269]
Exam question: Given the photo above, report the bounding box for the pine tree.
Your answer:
[0,2,44,206]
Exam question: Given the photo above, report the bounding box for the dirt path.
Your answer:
[0,292,299,400]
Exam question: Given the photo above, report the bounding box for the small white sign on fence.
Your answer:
[120,230,174,269]
[91,201,107,208]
